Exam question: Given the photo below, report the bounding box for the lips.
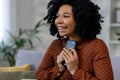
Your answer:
[57,26,68,32]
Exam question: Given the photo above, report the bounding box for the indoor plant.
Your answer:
[0,20,46,66]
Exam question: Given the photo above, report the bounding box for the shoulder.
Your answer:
[91,38,110,61]
[49,38,66,46]
[81,38,108,50]
[51,39,59,43]
[51,39,64,44]
[81,38,108,53]
[90,38,108,53]
[91,38,107,47]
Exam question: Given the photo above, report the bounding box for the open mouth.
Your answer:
[57,26,68,32]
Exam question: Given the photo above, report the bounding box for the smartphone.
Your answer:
[66,40,77,49]
[62,40,77,66]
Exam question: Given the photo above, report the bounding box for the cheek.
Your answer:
[68,22,76,31]
[70,26,76,33]
[54,19,57,26]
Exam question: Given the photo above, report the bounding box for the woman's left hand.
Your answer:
[62,48,79,75]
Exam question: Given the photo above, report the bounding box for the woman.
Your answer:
[36,0,114,80]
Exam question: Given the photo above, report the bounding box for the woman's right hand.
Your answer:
[57,50,65,72]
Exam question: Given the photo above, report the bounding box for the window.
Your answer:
[0,0,3,41]
[0,0,10,42]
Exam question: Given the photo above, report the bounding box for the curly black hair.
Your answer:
[44,0,103,40]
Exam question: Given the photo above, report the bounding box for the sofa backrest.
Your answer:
[110,56,120,80]
[15,50,120,79]
[15,50,44,70]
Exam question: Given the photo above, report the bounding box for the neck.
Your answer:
[68,35,81,41]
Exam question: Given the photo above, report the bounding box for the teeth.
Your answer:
[58,27,62,30]
[58,27,65,31]
[58,26,67,31]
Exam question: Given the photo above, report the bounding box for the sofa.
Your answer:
[110,56,120,80]
[0,50,44,80]
[0,50,119,80]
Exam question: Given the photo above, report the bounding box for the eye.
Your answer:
[63,15,70,18]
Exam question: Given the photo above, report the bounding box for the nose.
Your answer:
[55,17,63,24]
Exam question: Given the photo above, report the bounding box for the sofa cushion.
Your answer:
[110,56,120,80]
[15,50,43,70]
[0,71,35,80]
[0,64,31,72]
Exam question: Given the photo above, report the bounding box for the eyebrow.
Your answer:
[57,12,72,15]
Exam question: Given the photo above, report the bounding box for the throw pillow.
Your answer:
[15,50,43,70]
[0,64,31,72]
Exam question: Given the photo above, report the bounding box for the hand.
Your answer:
[62,48,79,75]
[57,50,65,72]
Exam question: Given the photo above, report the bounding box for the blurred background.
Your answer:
[0,0,120,66]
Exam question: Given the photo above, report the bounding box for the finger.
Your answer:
[69,48,77,57]
[63,48,73,58]
[62,49,73,63]
[62,50,69,60]
[68,49,74,55]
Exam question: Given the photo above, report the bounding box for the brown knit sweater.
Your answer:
[36,38,114,80]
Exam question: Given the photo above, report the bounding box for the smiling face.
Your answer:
[55,4,76,38]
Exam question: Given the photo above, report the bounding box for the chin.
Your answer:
[59,32,69,36]
[59,35,65,37]
[60,35,68,38]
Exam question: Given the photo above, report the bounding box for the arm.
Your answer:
[72,40,114,80]
[36,40,63,80]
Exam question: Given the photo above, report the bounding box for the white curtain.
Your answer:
[0,0,10,42]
